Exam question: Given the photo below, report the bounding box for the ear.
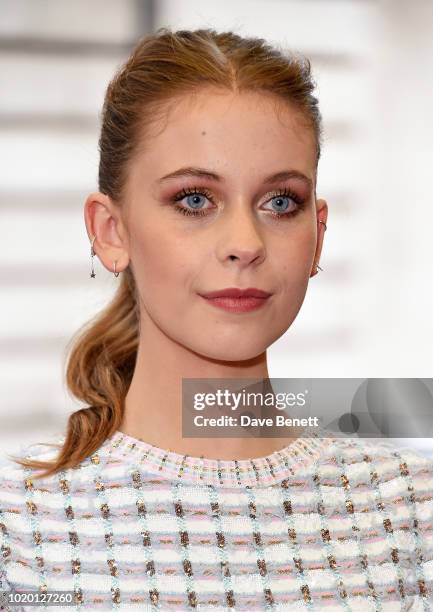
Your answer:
[310,198,328,278]
[84,192,130,274]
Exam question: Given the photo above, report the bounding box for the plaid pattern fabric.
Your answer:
[1,430,432,611]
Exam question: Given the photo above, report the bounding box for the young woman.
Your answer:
[1,28,432,611]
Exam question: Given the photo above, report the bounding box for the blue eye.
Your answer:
[185,193,208,209]
[261,189,306,219]
[269,195,292,213]
[172,187,214,217]
[170,186,305,219]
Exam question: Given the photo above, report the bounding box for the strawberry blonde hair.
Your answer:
[10,27,323,479]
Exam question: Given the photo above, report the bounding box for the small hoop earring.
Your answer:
[113,260,120,277]
[319,220,327,230]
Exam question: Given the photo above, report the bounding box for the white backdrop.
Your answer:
[1,0,432,457]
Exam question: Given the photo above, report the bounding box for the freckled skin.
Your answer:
[84,88,328,458]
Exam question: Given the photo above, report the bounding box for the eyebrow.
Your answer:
[157,166,313,189]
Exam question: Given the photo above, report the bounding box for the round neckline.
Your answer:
[98,426,339,488]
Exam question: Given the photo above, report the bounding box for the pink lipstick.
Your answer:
[198,287,272,313]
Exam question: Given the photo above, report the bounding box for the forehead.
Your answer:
[130,89,317,188]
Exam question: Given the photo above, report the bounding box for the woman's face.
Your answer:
[121,89,327,361]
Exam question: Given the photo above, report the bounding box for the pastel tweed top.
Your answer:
[0,428,432,611]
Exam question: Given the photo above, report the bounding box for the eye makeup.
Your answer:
[169,185,307,220]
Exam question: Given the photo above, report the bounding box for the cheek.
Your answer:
[278,226,316,275]
[130,228,189,294]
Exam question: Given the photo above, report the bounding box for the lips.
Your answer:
[199,287,272,299]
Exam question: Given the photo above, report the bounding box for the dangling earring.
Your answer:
[311,262,323,276]
[313,221,328,276]
[313,220,327,275]
[113,260,120,277]
[90,235,96,278]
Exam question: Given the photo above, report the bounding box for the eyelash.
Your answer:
[170,186,305,219]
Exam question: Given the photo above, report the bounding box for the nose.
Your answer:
[216,204,266,268]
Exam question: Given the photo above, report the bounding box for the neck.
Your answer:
[121,316,301,461]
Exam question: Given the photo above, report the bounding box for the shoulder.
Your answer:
[322,435,432,474]
[319,437,433,578]
[0,434,66,481]
[317,436,433,521]
[0,436,67,544]
[0,434,70,518]
[319,436,433,491]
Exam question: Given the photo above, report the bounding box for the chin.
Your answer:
[191,339,269,363]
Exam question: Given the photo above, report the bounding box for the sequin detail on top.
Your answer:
[1,434,432,610]
[100,426,337,488]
